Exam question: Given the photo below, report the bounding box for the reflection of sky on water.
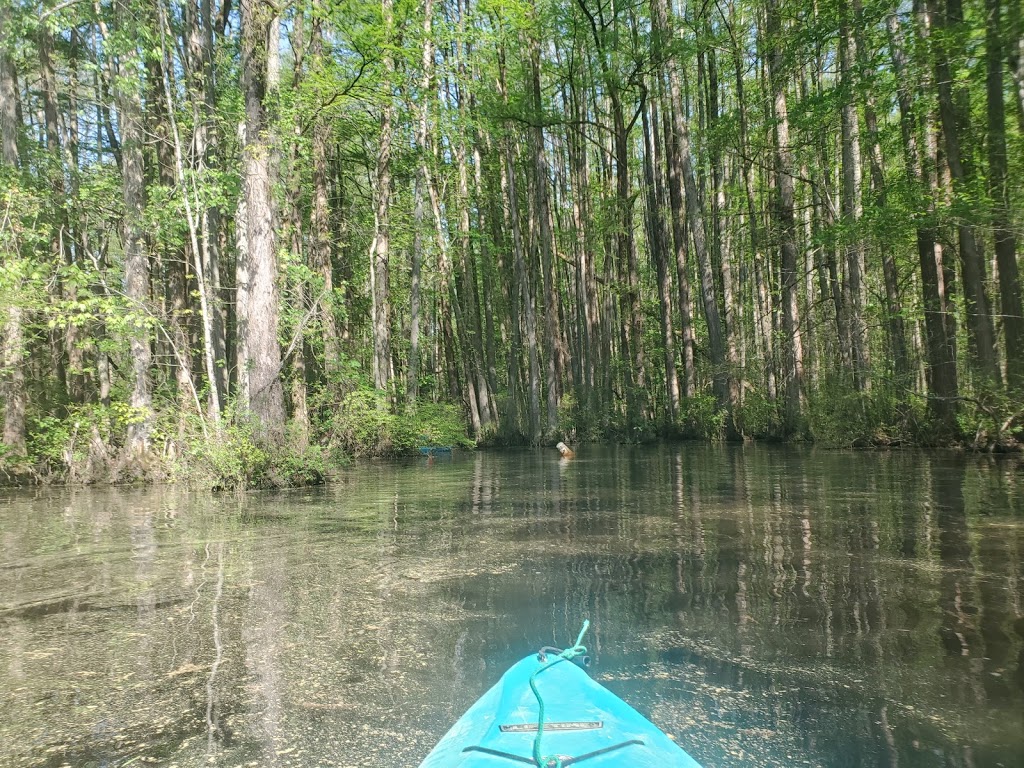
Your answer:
[0,445,1022,767]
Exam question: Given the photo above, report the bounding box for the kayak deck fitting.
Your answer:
[418,622,704,767]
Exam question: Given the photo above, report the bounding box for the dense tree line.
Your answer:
[0,0,1022,476]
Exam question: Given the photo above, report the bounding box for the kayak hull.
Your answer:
[418,654,703,767]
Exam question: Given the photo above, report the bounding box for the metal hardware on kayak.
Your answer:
[462,739,645,766]
[417,620,704,767]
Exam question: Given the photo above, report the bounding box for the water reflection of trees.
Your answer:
[0,450,1021,768]
[444,448,1024,766]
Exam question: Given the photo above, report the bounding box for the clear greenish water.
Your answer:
[1,445,1022,767]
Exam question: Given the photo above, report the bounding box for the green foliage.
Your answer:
[173,414,329,490]
[736,390,781,440]
[806,378,927,448]
[313,377,473,458]
[25,403,151,481]
[679,395,727,441]
[953,385,1024,451]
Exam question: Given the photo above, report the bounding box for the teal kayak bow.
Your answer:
[418,623,703,767]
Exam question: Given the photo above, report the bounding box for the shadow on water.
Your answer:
[0,446,1022,767]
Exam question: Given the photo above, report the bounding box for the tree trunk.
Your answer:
[409,175,424,403]
[854,0,909,383]
[0,17,26,458]
[1007,0,1024,136]
[765,0,805,433]
[985,0,1024,388]
[187,0,227,415]
[662,91,697,401]
[642,86,679,423]
[889,9,958,432]
[371,0,394,392]
[930,0,1000,383]
[457,2,492,433]
[529,31,561,435]
[240,0,286,438]
[566,80,601,411]
[652,0,731,425]
[839,1,870,391]
[115,0,153,454]
[309,19,340,376]
[707,38,743,434]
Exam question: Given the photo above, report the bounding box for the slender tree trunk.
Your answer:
[240,0,286,437]
[309,19,340,377]
[765,0,805,433]
[457,3,492,433]
[473,140,501,426]
[409,176,424,403]
[930,0,1000,383]
[189,0,227,414]
[37,27,74,403]
[146,11,194,423]
[0,18,26,457]
[497,47,541,440]
[1008,0,1024,135]
[653,0,732,427]
[854,0,908,382]
[839,1,870,391]
[371,0,394,392]
[575,0,643,426]
[63,29,88,404]
[662,90,697,400]
[567,77,602,413]
[528,30,561,435]
[985,0,1024,388]
[890,9,958,432]
[707,38,743,432]
[642,87,679,423]
[115,0,153,454]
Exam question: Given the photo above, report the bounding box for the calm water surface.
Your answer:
[1,445,1022,768]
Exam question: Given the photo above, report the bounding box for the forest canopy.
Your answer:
[0,0,1022,484]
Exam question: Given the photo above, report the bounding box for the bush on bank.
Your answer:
[2,380,1020,488]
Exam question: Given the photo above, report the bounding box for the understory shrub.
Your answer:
[25,402,157,483]
[806,379,925,447]
[173,414,329,489]
[736,390,781,439]
[679,394,726,440]
[953,385,1024,450]
[314,382,473,457]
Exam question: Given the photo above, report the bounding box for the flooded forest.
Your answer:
[1,0,1023,480]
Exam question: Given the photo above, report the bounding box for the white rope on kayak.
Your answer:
[529,620,591,768]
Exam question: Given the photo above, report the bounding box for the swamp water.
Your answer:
[1,444,1022,767]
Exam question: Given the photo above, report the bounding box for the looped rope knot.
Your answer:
[530,620,590,768]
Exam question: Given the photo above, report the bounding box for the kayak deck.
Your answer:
[418,653,703,767]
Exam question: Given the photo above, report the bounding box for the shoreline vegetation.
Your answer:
[1,0,1022,488]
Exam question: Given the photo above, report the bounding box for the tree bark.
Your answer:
[854,0,909,383]
[985,0,1024,388]
[889,9,958,432]
[663,99,697,400]
[765,0,805,433]
[839,0,870,391]
[652,0,732,427]
[706,37,743,433]
[115,0,153,454]
[186,0,228,415]
[930,0,1000,383]
[240,0,286,437]
[309,19,340,377]
[0,15,26,457]
[642,86,679,423]
[528,30,561,435]
[371,0,394,392]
